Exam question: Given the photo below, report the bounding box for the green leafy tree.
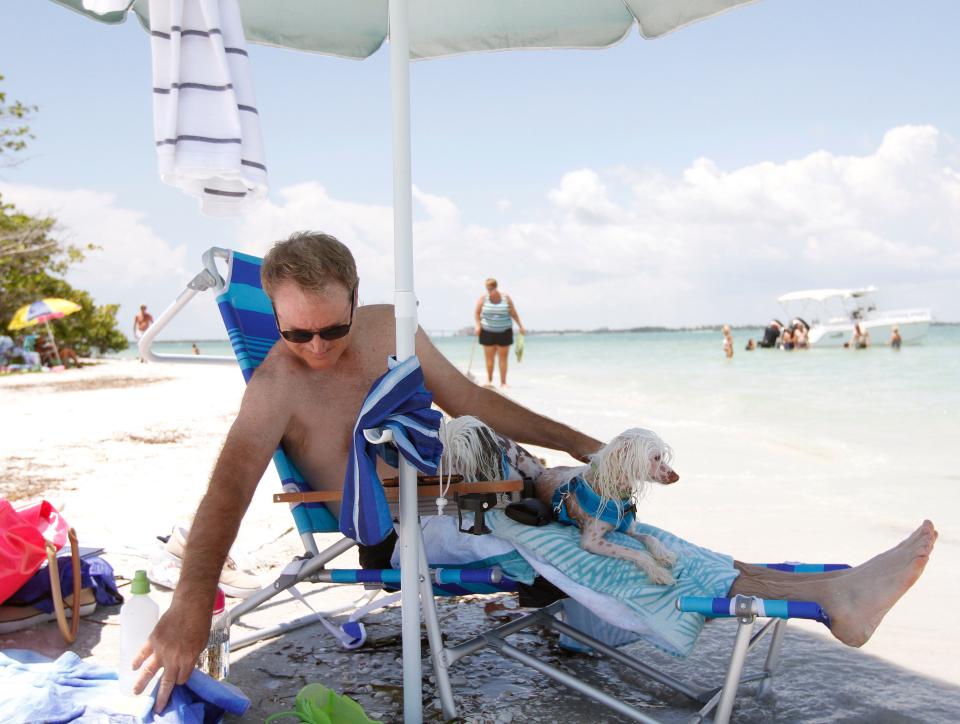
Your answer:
[0,73,36,162]
[1,198,128,355]
[1,74,128,356]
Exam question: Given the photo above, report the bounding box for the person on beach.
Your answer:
[132,232,938,713]
[133,304,155,363]
[745,338,756,351]
[722,325,734,358]
[133,304,154,341]
[474,277,525,388]
[191,343,201,355]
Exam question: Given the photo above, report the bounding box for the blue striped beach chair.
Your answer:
[142,247,852,724]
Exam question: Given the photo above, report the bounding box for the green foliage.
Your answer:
[0,73,37,160]
[1,196,128,356]
[0,73,126,357]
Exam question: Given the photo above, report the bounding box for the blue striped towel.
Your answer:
[341,355,443,545]
[487,511,739,656]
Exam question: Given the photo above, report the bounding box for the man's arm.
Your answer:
[416,327,601,460]
[132,362,292,712]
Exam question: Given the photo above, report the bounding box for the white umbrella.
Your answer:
[48,2,759,719]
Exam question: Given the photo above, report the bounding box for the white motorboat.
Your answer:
[776,287,932,347]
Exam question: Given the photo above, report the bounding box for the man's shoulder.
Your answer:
[359,303,393,320]
[250,345,304,388]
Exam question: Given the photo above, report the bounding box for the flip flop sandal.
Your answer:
[0,588,97,634]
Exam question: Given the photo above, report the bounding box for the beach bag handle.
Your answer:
[0,499,82,643]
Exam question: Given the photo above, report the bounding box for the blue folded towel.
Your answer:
[0,650,248,723]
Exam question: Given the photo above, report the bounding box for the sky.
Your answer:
[1,0,958,339]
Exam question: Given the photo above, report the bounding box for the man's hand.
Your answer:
[132,602,211,713]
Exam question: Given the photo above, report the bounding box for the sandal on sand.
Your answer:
[0,588,97,634]
[264,683,382,724]
[161,524,261,598]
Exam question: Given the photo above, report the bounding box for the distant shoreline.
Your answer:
[128,321,960,345]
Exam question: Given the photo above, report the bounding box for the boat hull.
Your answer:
[808,318,930,347]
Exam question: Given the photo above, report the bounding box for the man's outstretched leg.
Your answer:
[729,521,937,647]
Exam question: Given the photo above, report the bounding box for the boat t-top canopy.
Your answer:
[777,286,879,304]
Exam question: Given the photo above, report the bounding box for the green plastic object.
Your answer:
[131,570,151,595]
[265,684,382,724]
[514,333,525,362]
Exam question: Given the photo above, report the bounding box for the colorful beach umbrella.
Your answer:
[44,2,759,720]
[8,298,82,331]
[7,298,82,367]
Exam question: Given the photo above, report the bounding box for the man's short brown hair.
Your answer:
[261,232,359,300]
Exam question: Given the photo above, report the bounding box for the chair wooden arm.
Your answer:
[273,478,524,504]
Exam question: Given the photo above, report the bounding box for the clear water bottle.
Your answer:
[118,570,159,695]
[196,587,230,680]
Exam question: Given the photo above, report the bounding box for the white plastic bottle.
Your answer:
[118,569,160,695]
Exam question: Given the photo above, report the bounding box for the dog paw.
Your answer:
[654,549,678,568]
[644,566,676,586]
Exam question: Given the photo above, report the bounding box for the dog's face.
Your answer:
[588,427,679,500]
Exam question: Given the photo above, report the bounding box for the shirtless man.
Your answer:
[133,304,154,340]
[133,304,155,362]
[133,232,937,713]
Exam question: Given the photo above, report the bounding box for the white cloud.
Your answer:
[4,124,958,338]
[265,123,955,330]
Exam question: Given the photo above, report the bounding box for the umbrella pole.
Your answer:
[389,1,424,722]
[44,320,63,367]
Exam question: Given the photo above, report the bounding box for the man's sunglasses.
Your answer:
[274,287,357,343]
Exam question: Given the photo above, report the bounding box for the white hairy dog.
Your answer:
[533,428,680,584]
[440,418,681,584]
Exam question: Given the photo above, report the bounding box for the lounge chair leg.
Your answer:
[418,530,457,721]
[756,619,788,700]
[714,612,755,724]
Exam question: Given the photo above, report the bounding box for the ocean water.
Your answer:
[121,325,960,484]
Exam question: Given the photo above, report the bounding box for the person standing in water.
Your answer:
[474,277,525,387]
[722,324,734,358]
[889,325,902,349]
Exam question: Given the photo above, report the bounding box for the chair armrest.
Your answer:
[676,595,831,626]
[273,478,524,504]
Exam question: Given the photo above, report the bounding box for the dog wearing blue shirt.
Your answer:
[439,418,680,585]
[533,428,681,584]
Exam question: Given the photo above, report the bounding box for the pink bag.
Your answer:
[0,499,80,641]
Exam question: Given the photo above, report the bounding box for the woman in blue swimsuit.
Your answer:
[474,277,525,387]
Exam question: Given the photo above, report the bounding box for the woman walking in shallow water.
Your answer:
[475,277,525,387]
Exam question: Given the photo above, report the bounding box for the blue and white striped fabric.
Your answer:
[341,355,444,545]
[216,250,338,535]
[480,294,512,332]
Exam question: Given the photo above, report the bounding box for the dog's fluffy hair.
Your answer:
[558,428,673,513]
[439,415,503,482]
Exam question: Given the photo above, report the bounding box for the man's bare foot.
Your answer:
[822,520,937,647]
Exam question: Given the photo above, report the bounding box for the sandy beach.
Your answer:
[2,357,958,722]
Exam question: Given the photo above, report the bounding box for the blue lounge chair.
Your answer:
[141,247,851,724]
